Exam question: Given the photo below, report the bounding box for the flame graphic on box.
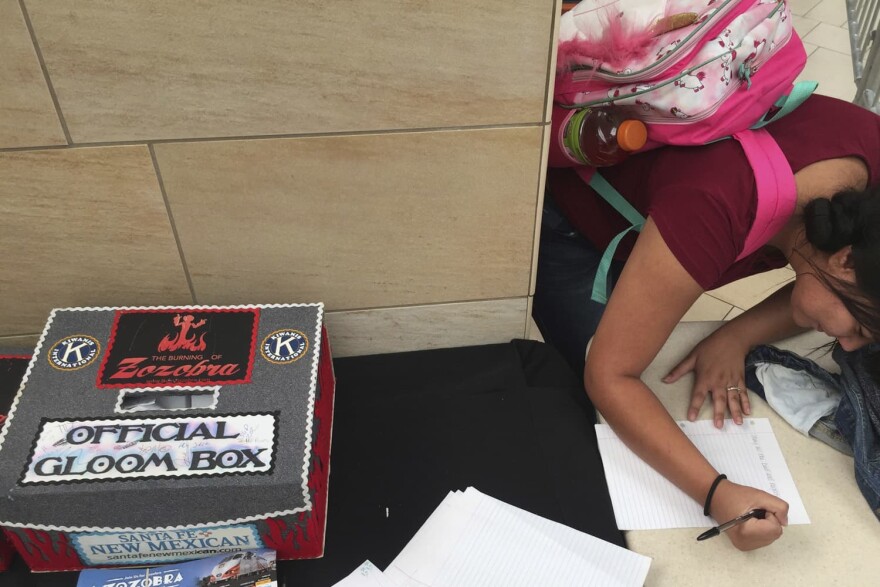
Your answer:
[157,314,207,353]
[5,529,81,569]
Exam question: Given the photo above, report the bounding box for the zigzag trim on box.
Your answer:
[0,501,312,533]
[298,303,324,516]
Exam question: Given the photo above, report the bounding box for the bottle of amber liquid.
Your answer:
[551,106,648,167]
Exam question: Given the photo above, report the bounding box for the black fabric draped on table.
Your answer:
[0,340,622,587]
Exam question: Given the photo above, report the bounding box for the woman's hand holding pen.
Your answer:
[663,328,752,428]
[710,480,789,551]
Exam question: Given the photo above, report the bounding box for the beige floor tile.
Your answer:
[0,0,65,148]
[155,127,542,310]
[724,306,745,320]
[325,298,528,357]
[806,0,848,27]
[803,42,819,56]
[804,23,852,55]
[26,1,552,143]
[0,146,193,335]
[793,15,822,37]
[706,267,795,310]
[789,0,824,17]
[797,47,857,101]
[625,323,872,587]
[681,294,734,322]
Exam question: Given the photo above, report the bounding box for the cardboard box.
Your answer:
[0,304,335,572]
[0,354,31,572]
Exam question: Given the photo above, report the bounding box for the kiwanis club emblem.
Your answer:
[261,330,309,364]
[47,335,100,371]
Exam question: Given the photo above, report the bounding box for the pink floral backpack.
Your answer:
[551,0,817,302]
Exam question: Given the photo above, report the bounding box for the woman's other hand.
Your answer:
[663,328,752,427]
[710,480,789,551]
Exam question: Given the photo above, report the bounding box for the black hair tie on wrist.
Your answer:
[704,474,727,516]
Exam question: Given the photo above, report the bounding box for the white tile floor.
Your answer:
[529,1,861,341]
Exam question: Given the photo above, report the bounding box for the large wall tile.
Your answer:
[0,0,65,148]
[0,335,39,353]
[0,146,193,334]
[26,0,553,143]
[155,127,542,309]
[325,298,528,357]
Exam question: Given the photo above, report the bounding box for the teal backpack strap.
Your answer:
[588,173,645,226]
[751,81,817,129]
[591,224,642,303]
[587,173,645,304]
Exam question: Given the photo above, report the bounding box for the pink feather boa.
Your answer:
[557,4,680,78]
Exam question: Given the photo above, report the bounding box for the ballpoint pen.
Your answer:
[696,508,767,541]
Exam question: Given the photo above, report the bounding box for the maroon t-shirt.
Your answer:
[548,95,880,290]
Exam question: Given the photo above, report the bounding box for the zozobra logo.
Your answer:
[101,572,183,587]
[157,314,207,353]
[261,329,309,364]
[48,335,100,371]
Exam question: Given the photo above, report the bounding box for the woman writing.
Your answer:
[533,94,880,550]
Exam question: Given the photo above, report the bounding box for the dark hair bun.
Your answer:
[804,190,866,252]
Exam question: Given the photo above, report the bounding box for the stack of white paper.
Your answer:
[334,487,651,587]
[333,560,398,586]
[596,418,810,530]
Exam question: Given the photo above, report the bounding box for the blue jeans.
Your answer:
[832,344,880,520]
[745,345,852,455]
[746,344,880,520]
[532,195,624,375]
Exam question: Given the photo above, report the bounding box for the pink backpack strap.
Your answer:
[731,129,797,261]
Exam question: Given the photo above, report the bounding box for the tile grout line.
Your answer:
[808,45,853,58]
[525,0,561,330]
[722,306,742,321]
[0,121,546,154]
[148,144,199,305]
[540,0,560,125]
[17,0,73,144]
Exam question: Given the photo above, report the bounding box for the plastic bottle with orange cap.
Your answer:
[550,105,648,168]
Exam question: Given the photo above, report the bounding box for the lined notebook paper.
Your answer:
[378,487,651,587]
[596,418,810,530]
[333,561,398,586]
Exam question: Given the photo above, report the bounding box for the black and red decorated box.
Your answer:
[0,353,31,572]
[0,304,335,572]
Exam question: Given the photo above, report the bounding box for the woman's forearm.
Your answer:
[587,372,720,506]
